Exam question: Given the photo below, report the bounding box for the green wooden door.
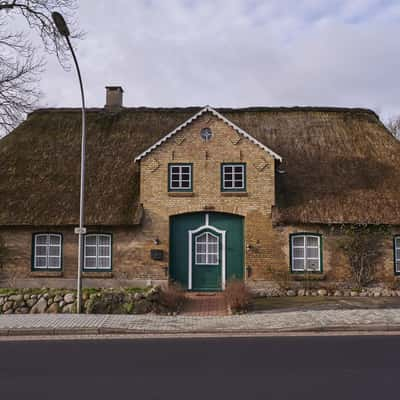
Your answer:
[170,212,244,291]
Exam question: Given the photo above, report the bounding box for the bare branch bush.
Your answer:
[386,115,400,139]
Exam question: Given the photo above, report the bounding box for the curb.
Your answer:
[2,324,400,337]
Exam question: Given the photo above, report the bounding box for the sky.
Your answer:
[9,0,400,121]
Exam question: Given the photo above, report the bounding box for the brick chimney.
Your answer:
[105,86,124,109]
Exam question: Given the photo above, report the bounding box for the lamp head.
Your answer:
[52,12,70,37]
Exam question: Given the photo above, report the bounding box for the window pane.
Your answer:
[306,236,319,247]
[396,249,400,261]
[98,257,110,269]
[396,261,400,273]
[171,181,180,188]
[48,257,60,268]
[306,259,320,271]
[292,236,304,246]
[36,246,47,256]
[85,257,97,268]
[85,236,96,246]
[196,254,207,264]
[234,173,243,180]
[85,246,96,257]
[293,247,304,258]
[98,246,110,257]
[224,166,232,173]
[171,166,180,174]
[49,235,61,245]
[208,254,218,264]
[49,246,60,257]
[224,173,233,180]
[181,167,190,174]
[181,181,190,188]
[293,259,304,270]
[35,257,47,268]
[98,235,110,246]
[36,235,48,245]
[396,238,400,248]
[224,181,233,188]
[196,243,206,253]
[209,244,218,254]
[306,247,319,259]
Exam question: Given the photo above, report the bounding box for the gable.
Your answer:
[134,106,282,163]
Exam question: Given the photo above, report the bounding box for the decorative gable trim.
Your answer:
[134,106,282,162]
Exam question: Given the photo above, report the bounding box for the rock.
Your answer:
[4,309,13,315]
[59,301,65,308]
[46,303,59,313]
[26,298,37,308]
[373,291,381,297]
[396,290,400,297]
[382,289,391,297]
[54,295,63,303]
[311,290,318,296]
[30,294,37,299]
[62,303,74,313]
[2,301,13,312]
[134,292,144,301]
[30,297,48,313]
[286,290,296,297]
[43,293,49,300]
[0,297,5,306]
[134,299,152,314]
[47,298,53,306]
[360,291,368,297]
[334,290,343,297]
[24,294,30,300]
[297,289,306,296]
[317,289,327,296]
[350,291,359,297]
[8,294,23,302]
[64,293,75,304]
[15,307,29,314]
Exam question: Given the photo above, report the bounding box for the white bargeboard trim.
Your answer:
[134,106,282,162]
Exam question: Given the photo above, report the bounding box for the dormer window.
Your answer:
[168,163,193,192]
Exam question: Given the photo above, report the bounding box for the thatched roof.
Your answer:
[1,106,399,226]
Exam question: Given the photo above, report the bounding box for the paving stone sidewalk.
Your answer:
[2,309,400,336]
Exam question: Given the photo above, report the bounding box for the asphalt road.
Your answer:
[0,335,398,399]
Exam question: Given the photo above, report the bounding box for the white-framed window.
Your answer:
[394,236,400,274]
[222,164,246,191]
[33,233,62,270]
[169,164,192,191]
[195,232,219,265]
[84,234,112,270]
[291,234,322,272]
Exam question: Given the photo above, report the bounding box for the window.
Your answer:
[221,163,246,191]
[168,164,192,191]
[290,234,322,272]
[195,232,219,265]
[33,233,62,270]
[84,234,112,271]
[394,236,400,274]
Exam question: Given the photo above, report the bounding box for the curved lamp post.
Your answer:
[52,12,86,314]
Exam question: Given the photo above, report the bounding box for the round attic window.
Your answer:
[200,127,213,141]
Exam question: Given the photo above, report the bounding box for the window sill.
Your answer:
[292,273,325,281]
[168,192,194,197]
[82,271,113,278]
[221,192,248,197]
[30,271,63,278]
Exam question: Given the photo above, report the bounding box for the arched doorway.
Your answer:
[169,212,244,291]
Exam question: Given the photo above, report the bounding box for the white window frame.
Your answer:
[169,164,192,191]
[291,234,321,272]
[395,237,400,274]
[222,164,245,191]
[33,233,62,270]
[84,234,112,271]
[195,231,219,265]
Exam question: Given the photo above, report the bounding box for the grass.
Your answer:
[252,296,400,313]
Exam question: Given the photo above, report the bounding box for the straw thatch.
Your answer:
[0,106,399,226]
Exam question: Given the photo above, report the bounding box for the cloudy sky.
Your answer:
[13,0,400,121]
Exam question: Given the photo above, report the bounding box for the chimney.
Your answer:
[105,86,124,109]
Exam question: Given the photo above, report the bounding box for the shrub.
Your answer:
[0,235,8,269]
[337,224,387,289]
[156,282,186,314]
[224,279,253,313]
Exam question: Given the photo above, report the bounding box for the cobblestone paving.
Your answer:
[2,309,400,334]
[182,293,228,316]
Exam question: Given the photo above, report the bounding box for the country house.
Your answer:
[1,86,400,291]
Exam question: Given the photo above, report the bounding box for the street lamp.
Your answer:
[52,11,86,314]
